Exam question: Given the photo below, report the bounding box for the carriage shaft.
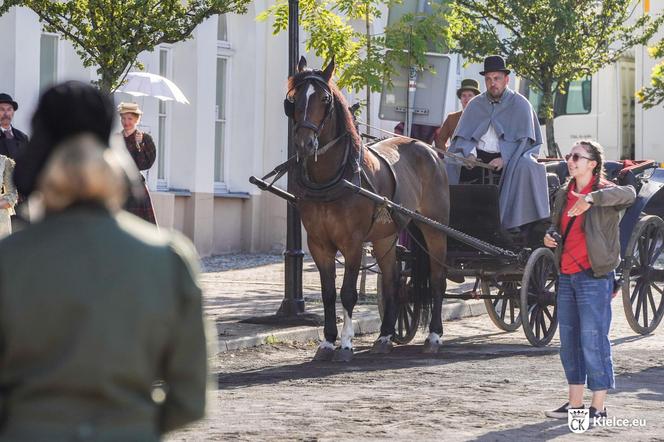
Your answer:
[249,176,297,203]
[343,179,518,260]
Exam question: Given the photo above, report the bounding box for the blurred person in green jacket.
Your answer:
[0,81,209,441]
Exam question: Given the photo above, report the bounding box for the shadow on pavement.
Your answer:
[470,420,570,441]
[610,334,654,346]
[466,366,664,441]
[217,335,558,390]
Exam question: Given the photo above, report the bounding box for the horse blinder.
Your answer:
[284,97,295,118]
[283,75,332,121]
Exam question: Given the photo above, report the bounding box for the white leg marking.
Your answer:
[426,332,442,345]
[377,335,392,344]
[339,309,354,350]
[318,340,335,351]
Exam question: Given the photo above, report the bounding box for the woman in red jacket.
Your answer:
[543,140,635,421]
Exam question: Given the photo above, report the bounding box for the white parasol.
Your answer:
[117,72,190,104]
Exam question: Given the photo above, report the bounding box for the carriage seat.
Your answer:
[543,159,652,190]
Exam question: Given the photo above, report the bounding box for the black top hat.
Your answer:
[479,55,511,76]
[0,93,18,111]
[13,81,115,198]
[457,79,481,98]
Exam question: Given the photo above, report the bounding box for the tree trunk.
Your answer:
[541,81,560,158]
[545,117,558,158]
[98,71,114,95]
[359,5,371,297]
[364,9,371,132]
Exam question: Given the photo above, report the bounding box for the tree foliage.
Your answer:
[637,39,664,108]
[446,0,663,156]
[0,0,251,93]
[257,0,450,94]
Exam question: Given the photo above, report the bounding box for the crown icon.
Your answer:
[570,409,587,417]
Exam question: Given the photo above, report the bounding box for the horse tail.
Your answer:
[407,222,433,330]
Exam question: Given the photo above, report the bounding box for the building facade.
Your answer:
[1,3,663,257]
[0,3,298,256]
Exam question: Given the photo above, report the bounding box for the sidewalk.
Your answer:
[201,254,487,352]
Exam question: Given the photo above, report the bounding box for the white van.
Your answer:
[517,57,636,161]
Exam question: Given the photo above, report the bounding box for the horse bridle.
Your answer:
[284,74,335,140]
[279,72,367,202]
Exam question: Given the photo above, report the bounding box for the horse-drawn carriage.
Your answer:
[251,57,664,360]
[377,157,664,347]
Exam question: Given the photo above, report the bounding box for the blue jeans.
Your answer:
[557,270,615,391]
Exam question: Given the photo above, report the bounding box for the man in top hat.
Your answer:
[446,55,549,231]
[434,78,481,150]
[0,93,28,161]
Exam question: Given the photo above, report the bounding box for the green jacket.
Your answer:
[0,206,208,441]
[551,180,636,276]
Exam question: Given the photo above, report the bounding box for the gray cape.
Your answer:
[446,88,550,229]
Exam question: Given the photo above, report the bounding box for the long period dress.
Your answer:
[122,130,157,224]
[0,154,18,238]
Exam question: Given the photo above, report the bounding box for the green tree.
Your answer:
[446,0,662,157]
[637,39,664,108]
[258,0,449,127]
[0,0,251,93]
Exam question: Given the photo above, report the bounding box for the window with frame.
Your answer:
[214,57,228,184]
[214,14,232,190]
[39,34,58,91]
[217,14,228,42]
[520,77,592,122]
[157,47,171,187]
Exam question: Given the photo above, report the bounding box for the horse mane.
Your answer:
[287,69,363,154]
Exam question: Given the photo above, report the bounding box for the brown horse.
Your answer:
[286,56,449,361]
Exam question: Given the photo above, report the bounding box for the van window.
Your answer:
[558,79,592,115]
[519,78,591,121]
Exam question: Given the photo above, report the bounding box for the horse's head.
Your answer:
[284,56,336,158]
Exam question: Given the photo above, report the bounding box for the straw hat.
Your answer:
[117,102,143,116]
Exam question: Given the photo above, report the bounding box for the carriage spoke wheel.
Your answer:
[622,215,664,334]
[520,248,558,347]
[377,249,421,344]
[482,278,522,332]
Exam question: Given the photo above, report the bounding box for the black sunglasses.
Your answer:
[565,153,593,162]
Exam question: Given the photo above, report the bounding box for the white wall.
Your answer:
[636,2,664,162]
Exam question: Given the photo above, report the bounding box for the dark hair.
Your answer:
[577,139,605,191]
[14,81,115,197]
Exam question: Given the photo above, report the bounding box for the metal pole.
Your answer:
[278,0,305,316]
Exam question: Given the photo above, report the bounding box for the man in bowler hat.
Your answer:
[446,55,549,231]
[435,78,481,150]
[0,93,28,160]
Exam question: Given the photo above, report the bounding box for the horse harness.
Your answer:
[261,73,398,229]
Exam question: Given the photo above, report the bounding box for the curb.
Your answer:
[218,299,487,353]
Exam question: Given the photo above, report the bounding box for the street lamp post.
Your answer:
[278,0,305,316]
[244,0,321,327]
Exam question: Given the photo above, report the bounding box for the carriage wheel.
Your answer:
[377,249,422,344]
[482,278,522,332]
[622,215,664,334]
[520,248,559,347]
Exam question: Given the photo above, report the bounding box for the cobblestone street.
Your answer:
[167,256,664,441]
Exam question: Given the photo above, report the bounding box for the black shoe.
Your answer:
[589,406,607,420]
[545,402,584,419]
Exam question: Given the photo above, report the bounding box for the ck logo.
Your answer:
[568,408,590,433]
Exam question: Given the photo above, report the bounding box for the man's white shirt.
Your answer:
[470,123,500,156]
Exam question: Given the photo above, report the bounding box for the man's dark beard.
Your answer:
[488,88,506,101]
